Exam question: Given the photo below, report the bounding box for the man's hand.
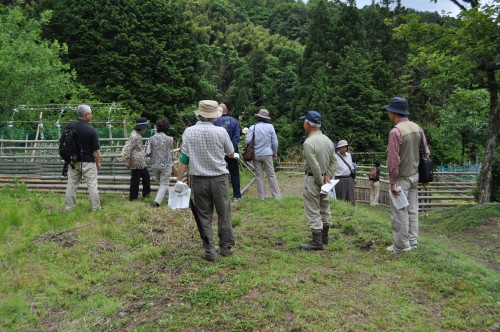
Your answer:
[96,162,101,172]
[174,181,190,195]
[126,159,131,169]
[391,184,401,196]
[272,154,277,159]
[323,175,331,184]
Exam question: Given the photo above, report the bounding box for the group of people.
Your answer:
[64,95,430,261]
[298,97,429,253]
[62,107,175,210]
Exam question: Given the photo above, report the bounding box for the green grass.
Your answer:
[0,182,498,331]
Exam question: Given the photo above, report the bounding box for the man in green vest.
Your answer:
[385,97,430,253]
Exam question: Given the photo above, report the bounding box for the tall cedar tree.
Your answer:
[38,0,199,122]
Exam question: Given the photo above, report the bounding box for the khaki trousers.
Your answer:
[254,155,282,199]
[303,175,332,230]
[389,173,419,248]
[64,162,100,211]
[152,168,170,205]
[370,181,380,206]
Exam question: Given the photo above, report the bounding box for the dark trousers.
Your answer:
[130,167,151,200]
[226,156,241,199]
[192,175,235,257]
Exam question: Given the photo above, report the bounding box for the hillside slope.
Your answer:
[0,181,498,331]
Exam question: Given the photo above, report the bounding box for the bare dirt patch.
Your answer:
[33,231,78,247]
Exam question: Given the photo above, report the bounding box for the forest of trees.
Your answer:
[0,0,498,201]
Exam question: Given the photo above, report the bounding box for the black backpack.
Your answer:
[59,126,81,168]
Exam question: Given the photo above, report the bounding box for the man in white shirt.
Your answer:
[334,140,357,205]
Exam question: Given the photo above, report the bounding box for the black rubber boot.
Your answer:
[322,225,330,244]
[299,229,324,251]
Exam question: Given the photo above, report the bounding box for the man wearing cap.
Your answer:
[176,100,236,262]
[214,103,242,201]
[299,110,337,250]
[334,139,357,205]
[123,117,151,201]
[64,104,101,212]
[385,96,430,253]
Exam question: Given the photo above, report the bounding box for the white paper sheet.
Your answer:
[321,179,339,195]
[389,187,409,210]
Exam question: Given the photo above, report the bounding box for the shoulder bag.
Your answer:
[242,125,256,161]
[418,131,434,183]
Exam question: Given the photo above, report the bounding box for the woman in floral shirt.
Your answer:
[123,117,151,201]
[147,118,174,207]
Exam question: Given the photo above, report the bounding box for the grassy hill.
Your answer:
[0,178,499,331]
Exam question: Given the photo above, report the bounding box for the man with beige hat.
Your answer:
[245,108,282,199]
[334,139,357,205]
[176,100,236,262]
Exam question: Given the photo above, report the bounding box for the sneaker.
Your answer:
[410,243,418,249]
[233,197,242,202]
[151,201,160,208]
[386,244,412,253]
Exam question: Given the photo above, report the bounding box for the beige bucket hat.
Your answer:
[194,100,222,118]
[254,109,271,119]
[337,140,348,148]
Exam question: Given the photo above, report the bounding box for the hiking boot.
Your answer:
[151,201,160,208]
[202,254,218,263]
[322,226,330,245]
[299,230,324,251]
[220,247,232,257]
[386,244,412,253]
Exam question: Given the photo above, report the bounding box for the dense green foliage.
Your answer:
[0,6,76,114]
[37,0,199,125]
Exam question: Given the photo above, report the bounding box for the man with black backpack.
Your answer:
[63,104,101,212]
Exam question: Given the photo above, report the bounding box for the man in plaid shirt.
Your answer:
[176,100,236,262]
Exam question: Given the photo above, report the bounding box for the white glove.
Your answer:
[174,181,190,195]
[233,153,239,159]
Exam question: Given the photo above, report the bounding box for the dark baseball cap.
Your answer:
[300,110,323,124]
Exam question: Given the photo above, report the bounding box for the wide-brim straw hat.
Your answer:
[194,100,223,119]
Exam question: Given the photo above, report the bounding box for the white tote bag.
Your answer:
[168,188,191,209]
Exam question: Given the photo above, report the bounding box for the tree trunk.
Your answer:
[478,68,499,203]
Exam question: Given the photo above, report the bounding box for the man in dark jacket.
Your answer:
[64,104,101,211]
[214,103,242,200]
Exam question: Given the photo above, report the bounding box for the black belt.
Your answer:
[306,173,326,176]
[334,175,351,179]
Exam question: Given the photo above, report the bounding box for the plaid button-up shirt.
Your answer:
[181,121,234,176]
